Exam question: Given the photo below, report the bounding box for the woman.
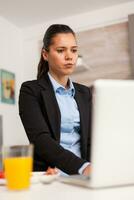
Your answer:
[19,24,92,176]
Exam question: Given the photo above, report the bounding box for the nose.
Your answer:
[65,51,73,60]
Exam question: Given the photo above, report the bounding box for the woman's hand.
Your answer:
[82,164,91,176]
[45,167,59,175]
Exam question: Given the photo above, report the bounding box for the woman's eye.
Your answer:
[72,49,77,53]
[57,49,64,53]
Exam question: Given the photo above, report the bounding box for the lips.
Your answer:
[64,63,74,67]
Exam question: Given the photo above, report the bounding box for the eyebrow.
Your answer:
[56,46,78,48]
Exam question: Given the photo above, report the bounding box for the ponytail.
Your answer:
[37,53,49,79]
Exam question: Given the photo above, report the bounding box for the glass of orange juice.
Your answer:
[2,145,33,190]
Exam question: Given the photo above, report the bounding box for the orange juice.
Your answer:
[4,157,33,190]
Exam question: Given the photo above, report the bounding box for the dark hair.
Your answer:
[37,24,75,79]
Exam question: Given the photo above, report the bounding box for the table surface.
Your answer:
[0,173,134,200]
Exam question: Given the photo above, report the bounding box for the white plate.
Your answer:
[39,174,59,184]
[31,172,44,184]
[0,178,6,186]
[31,172,60,184]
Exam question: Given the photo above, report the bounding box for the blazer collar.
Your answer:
[38,73,53,90]
[74,85,88,157]
[38,74,61,140]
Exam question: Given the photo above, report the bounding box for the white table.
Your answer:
[0,179,134,200]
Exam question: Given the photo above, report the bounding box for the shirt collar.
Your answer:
[48,72,75,97]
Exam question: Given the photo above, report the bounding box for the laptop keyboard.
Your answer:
[58,175,90,187]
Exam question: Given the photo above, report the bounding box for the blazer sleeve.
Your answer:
[19,82,87,174]
[87,87,92,161]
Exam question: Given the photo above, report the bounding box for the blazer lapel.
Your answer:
[38,75,61,141]
[74,85,89,158]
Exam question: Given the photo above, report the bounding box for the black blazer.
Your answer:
[19,74,92,174]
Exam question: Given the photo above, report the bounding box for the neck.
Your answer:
[49,71,69,88]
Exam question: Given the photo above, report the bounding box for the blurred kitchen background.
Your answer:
[0,0,134,146]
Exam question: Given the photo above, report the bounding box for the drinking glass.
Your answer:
[3,145,33,190]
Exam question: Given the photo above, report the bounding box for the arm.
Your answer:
[87,87,92,162]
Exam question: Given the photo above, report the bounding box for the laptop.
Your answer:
[59,79,134,188]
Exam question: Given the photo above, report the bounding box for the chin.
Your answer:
[63,69,75,76]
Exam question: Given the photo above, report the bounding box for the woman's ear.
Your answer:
[42,49,48,61]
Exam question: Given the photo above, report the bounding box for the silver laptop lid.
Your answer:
[90,79,134,187]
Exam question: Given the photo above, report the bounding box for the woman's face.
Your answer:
[42,33,78,77]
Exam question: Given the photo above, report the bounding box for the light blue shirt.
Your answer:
[48,73,89,175]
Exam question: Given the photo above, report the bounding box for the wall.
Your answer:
[128,14,134,76]
[1,1,134,145]
[21,1,134,83]
[0,17,28,145]
[72,22,131,86]
[0,116,2,168]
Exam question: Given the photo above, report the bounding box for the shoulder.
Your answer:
[21,80,38,88]
[73,82,92,96]
[20,80,41,96]
[20,79,39,89]
[73,82,88,90]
